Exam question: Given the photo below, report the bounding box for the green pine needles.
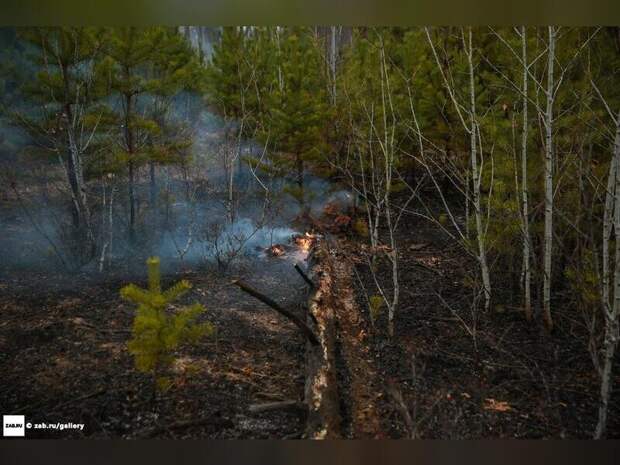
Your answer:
[120,257,214,391]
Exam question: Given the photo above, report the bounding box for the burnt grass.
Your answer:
[0,259,308,439]
[348,205,620,438]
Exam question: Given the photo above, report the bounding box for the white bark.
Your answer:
[466,28,491,311]
[331,26,337,105]
[345,36,401,336]
[602,156,616,316]
[98,177,115,272]
[595,110,620,439]
[275,27,284,93]
[425,27,491,311]
[543,26,556,331]
[379,40,399,335]
[520,26,533,321]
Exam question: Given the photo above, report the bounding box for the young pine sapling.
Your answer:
[121,257,214,392]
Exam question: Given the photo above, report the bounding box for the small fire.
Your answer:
[294,232,317,252]
[267,244,286,257]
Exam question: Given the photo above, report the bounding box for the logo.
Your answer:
[3,415,25,437]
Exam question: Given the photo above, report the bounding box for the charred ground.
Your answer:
[0,259,308,439]
[1,197,617,438]
[347,203,620,439]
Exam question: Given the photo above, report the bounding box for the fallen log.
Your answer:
[329,242,385,438]
[248,400,307,415]
[231,279,319,346]
[233,239,342,439]
[303,241,342,439]
[294,262,315,288]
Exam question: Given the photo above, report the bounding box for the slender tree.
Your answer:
[520,26,533,321]
[9,27,106,253]
[98,27,200,241]
[425,26,492,311]
[542,26,556,332]
[596,109,620,438]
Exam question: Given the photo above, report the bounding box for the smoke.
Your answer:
[0,152,352,278]
[0,38,353,280]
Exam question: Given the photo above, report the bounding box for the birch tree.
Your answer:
[595,109,620,439]
[11,28,104,253]
[542,26,556,332]
[490,26,600,326]
[330,26,337,105]
[425,27,492,311]
[332,29,409,336]
[520,26,533,322]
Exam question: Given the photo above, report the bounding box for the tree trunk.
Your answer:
[64,124,88,231]
[466,28,491,311]
[149,161,157,208]
[60,58,93,249]
[128,160,136,241]
[596,317,619,438]
[304,241,341,438]
[296,153,305,208]
[125,92,136,241]
[602,152,616,318]
[228,161,235,223]
[543,26,556,332]
[330,26,337,105]
[521,26,533,322]
[595,110,620,439]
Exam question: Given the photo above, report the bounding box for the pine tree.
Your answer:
[206,27,250,124]
[121,256,213,391]
[96,27,202,241]
[205,27,256,222]
[260,27,331,208]
[146,28,204,208]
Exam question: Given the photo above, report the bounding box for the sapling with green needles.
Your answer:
[121,257,214,394]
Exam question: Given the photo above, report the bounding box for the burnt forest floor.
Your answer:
[1,201,620,439]
[343,206,620,439]
[0,257,309,439]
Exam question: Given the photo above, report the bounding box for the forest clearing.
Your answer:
[0,26,619,439]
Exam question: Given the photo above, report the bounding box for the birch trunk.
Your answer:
[61,59,93,247]
[227,145,236,224]
[65,119,92,241]
[521,26,533,322]
[125,91,137,241]
[330,26,337,105]
[595,110,620,439]
[275,27,284,93]
[99,179,115,272]
[602,153,616,317]
[466,28,491,311]
[543,26,556,332]
[149,161,157,208]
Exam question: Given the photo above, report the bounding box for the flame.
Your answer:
[294,232,316,252]
[268,244,286,256]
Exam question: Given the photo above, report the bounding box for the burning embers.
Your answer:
[264,232,319,258]
[267,244,286,257]
[293,232,318,252]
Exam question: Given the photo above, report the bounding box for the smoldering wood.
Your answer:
[231,279,319,346]
[233,238,342,439]
[303,240,342,439]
